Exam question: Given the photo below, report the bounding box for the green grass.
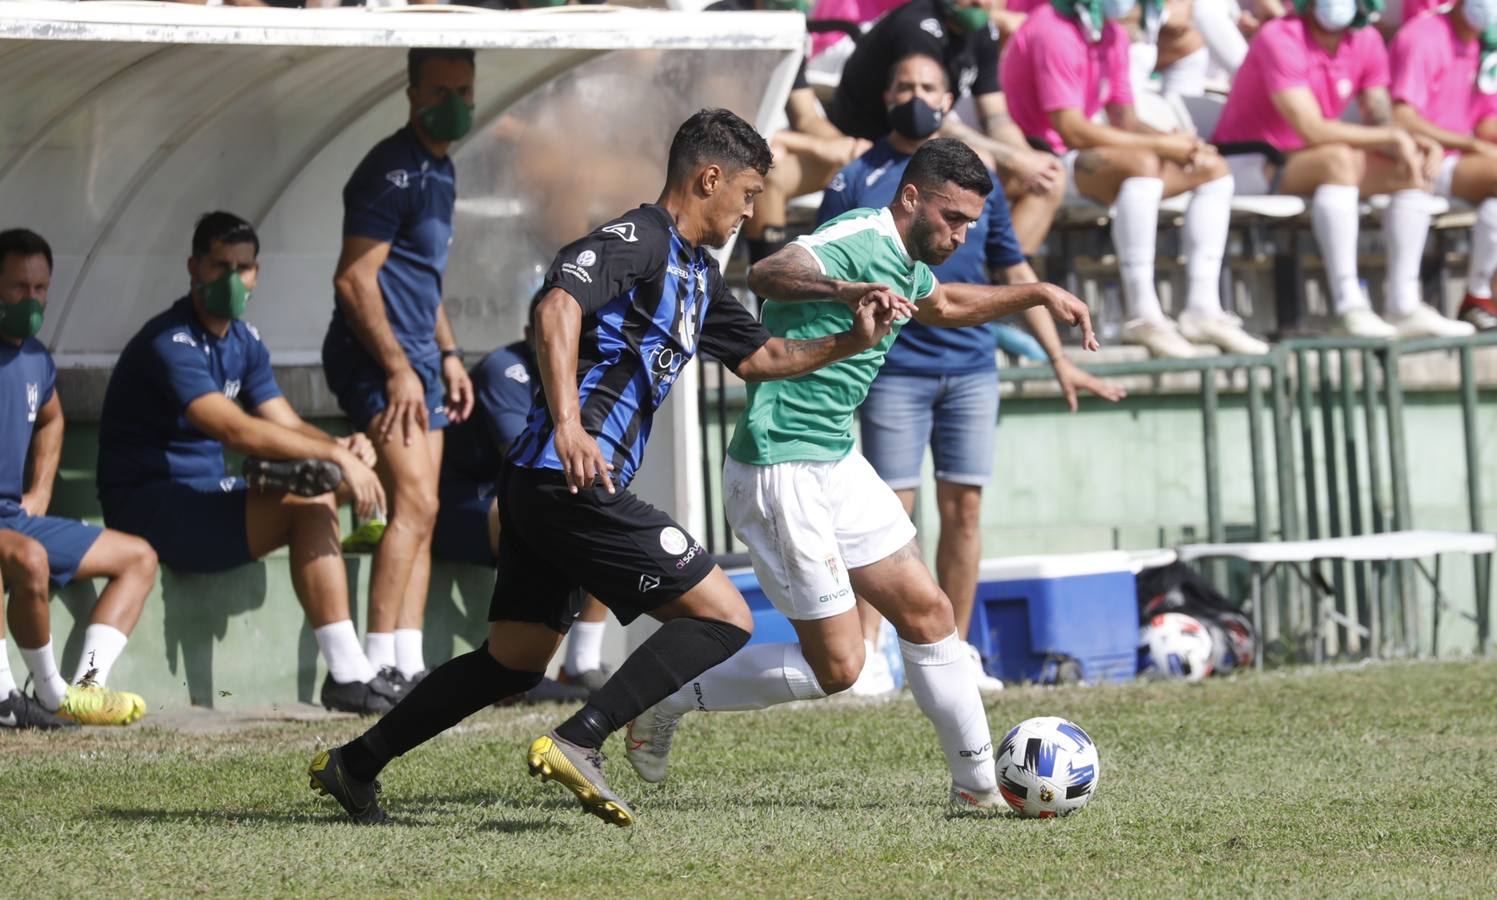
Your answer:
[4,659,1497,897]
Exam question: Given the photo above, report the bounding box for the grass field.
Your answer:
[3,659,1496,897]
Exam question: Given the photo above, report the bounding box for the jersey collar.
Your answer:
[875,206,916,267]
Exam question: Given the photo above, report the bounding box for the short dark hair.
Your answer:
[408,48,477,89]
[897,138,992,198]
[191,211,260,258]
[886,52,950,92]
[0,228,52,273]
[666,108,774,186]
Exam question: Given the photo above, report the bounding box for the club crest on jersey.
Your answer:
[601,222,638,242]
[26,382,39,422]
[504,363,530,384]
[386,169,411,189]
[223,379,241,401]
[171,331,196,349]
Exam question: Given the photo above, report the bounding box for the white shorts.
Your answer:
[1435,153,1461,199]
[723,453,916,622]
[1060,149,1086,202]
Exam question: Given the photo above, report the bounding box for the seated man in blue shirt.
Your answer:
[433,290,611,692]
[819,53,1124,691]
[0,228,157,728]
[97,213,397,715]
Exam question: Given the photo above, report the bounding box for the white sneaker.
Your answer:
[1121,317,1199,359]
[1389,303,1478,339]
[849,640,897,697]
[1333,308,1397,338]
[624,702,683,784]
[963,642,1005,694]
[1177,311,1271,355]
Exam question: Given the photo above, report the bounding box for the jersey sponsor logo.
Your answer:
[674,540,705,571]
[386,168,411,189]
[562,249,595,284]
[25,382,39,422]
[638,573,661,592]
[659,526,689,556]
[576,250,597,267]
[223,379,241,401]
[667,264,690,279]
[920,17,943,38]
[171,331,196,349]
[504,363,530,384]
[647,344,686,383]
[219,478,237,492]
[601,222,638,242]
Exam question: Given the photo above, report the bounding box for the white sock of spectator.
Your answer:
[20,641,68,710]
[657,642,826,717]
[1193,0,1249,73]
[394,628,425,679]
[1183,173,1235,316]
[74,623,128,687]
[0,639,16,696]
[1383,189,1433,320]
[1114,176,1167,322]
[315,620,377,685]
[1159,46,1210,98]
[1312,184,1366,314]
[1468,199,1497,300]
[564,620,607,677]
[900,631,997,793]
[366,631,396,671]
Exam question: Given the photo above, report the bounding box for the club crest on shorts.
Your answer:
[659,526,688,556]
[824,554,840,580]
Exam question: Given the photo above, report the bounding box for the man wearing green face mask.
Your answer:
[0,228,159,728]
[323,48,477,687]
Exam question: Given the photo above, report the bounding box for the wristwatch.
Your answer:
[440,347,463,361]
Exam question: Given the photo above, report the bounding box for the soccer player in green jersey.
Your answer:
[626,138,1095,810]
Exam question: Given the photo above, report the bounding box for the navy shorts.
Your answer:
[431,474,497,567]
[100,477,253,573]
[0,510,103,587]
[322,330,449,433]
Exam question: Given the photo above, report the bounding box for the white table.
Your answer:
[1177,531,1497,667]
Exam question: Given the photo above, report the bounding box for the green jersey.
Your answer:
[727,207,935,466]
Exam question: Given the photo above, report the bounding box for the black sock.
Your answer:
[554,617,750,749]
[747,226,789,265]
[340,644,542,782]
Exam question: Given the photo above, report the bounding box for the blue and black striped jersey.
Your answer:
[509,204,770,488]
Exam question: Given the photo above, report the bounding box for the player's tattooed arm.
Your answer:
[748,245,915,314]
[735,301,900,382]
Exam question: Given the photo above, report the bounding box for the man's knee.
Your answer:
[391,484,439,530]
[1128,150,1164,179]
[809,646,865,695]
[1323,143,1364,184]
[122,535,158,581]
[938,487,983,534]
[0,538,49,593]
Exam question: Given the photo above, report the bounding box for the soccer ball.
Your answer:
[995,716,1100,818]
[1140,611,1214,682]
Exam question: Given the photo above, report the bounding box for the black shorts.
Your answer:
[489,462,716,633]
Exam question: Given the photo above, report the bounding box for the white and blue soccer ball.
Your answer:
[1140,611,1215,682]
[995,716,1100,818]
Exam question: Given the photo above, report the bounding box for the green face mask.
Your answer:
[0,297,43,340]
[949,3,990,32]
[418,93,475,143]
[199,271,250,320]
[765,0,814,13]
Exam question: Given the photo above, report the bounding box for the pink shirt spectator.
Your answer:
[1213,16,1391,152]
[1390,9,1493,142]
[808,0,903,57]
[1000,4,1134,154]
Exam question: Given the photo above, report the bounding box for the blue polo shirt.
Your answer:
[0,337,56,516]
[98,297,283,490]
[326,125,456,367]
[817,138,1026,375]
[442,341,535,484]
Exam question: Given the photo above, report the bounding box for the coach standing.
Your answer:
[322,48,477,688]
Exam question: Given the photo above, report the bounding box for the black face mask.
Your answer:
[889,96,944,140]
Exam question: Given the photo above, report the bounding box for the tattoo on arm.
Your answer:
[748,245,839,301]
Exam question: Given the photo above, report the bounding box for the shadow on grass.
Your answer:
[96,798,579,833]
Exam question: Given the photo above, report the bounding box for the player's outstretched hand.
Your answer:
[1053,358,1127,413]
[851,296,901,349]
[337,449,387,521]
[1040,284,1099,351]
[554,420,615,495]
[836,282,915,319]
[374,367,429,447]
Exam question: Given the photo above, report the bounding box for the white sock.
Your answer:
[394,628,425,679]
[1113,177,1167,322]
[1182,173,1234,316]
[1193,0,1249,72]
[0,639,16,696]
[315,620,378,684]
[1158,46,1210,98]
[365,631,396,671]
[1312,184,1365,314]
[564,620,607,677]
[20,641,68,711]
[1468,198,1497,300]
[900,631,997,793]
[1383,189,1433,320]
[659,642,827,717]
[74,624,128,687]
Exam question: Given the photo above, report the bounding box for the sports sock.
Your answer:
[20,641,67,710]
[365,631,396,671]
[0,638,16,696]
[394,628,425,679]
[900,631,997,794]
[554,616,750,749]
[74,623,128,686]
[1383,189,1434,320]
[1113,177,1167,322]
[1158,46,1210,98]
[1182,173,1234,316]
[341,645,541,783]
[1193,0,1249,71]
[314,620,378,685]
[1311,184,1365,314]
[1467,198,1497,300]
[657,642,826,717]
[563,619,607,677]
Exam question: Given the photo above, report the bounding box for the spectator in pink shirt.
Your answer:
[1003,0,1262,357]
[1212,1,1458,338]
[809,0,904,56]
[1390,0,1497,331]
